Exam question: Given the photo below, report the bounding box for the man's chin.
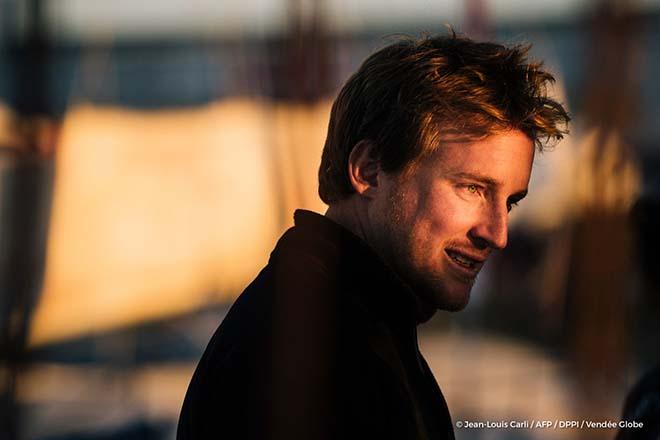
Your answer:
[416,279,472,313]
[439,294,471,312]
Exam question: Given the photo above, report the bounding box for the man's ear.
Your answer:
[347,140,381,199]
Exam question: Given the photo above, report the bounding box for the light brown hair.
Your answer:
[318,32,570,204]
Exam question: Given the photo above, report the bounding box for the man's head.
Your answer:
[319,33,569,315]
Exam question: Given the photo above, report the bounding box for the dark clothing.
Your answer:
[177,210,455,440]
[616,365,660,440]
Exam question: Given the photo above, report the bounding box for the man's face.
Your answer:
[369,129,534,312]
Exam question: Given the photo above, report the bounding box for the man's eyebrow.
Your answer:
[448,171,500,187]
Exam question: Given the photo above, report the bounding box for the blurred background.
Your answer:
[0,0,659,439]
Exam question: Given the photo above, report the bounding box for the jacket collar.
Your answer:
[273,209,419,330]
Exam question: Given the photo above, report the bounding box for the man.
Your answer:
[178,33,569,440]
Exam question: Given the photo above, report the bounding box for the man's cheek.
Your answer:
[440,200,479,229]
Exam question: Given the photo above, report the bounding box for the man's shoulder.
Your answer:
[190,238,347,366]
[194,232,392,375]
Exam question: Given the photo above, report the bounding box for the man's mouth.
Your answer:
[445,249,486,272]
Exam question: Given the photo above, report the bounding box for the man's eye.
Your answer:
[507,201,519,212]
[465,184,480,194]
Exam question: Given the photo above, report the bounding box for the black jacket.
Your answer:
[177,210,455,439]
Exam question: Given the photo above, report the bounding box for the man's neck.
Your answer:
[324,200,371,245]
[325,201,437,325]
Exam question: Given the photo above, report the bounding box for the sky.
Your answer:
[40,0,659,41]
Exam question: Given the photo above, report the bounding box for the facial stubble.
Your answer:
[375,183,474,314]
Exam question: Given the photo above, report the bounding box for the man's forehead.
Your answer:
[433,130,533,159]
[416,131,535,187]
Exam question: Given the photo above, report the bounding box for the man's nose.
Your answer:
[468,205,508,250]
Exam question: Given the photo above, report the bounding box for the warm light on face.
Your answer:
[371,130,535,311]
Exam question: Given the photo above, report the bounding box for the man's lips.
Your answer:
[444,248,487,277]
